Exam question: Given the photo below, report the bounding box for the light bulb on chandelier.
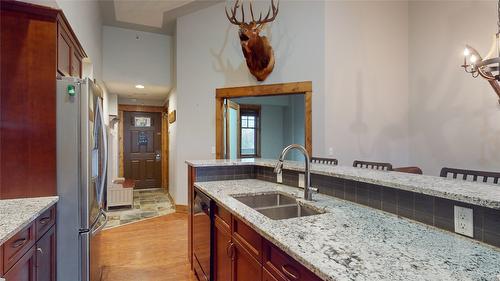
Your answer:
[462,0,500,103]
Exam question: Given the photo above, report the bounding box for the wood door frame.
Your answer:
[215,81,313,159]
[118,104,169,190]
[225,100,240,160]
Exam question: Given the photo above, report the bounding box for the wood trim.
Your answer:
[216,81,312,98]
[215,98,224,159]
[118,104,166,113]
[187,166,196,266]
[162,105,169,190]
[0,0,59,20]
[118,110,124,177]
[215,81,313,159]
[175,205,188,214]
[305,91,312,157]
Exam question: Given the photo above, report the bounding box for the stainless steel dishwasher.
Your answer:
[192,187,213,281]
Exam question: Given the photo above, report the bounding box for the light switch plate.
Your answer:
[298,174,305,188]
[211,146,216,154]
[277,172,283,183]
[454,205,474,237]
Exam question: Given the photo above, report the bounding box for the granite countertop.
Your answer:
[0,196,59,245]
[194,179,500,281]
[186,159,500,210]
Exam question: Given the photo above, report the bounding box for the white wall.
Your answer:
[102,25,172,89]
[325,1,410,167]
[172,1,325,205]
[408,0,500,175]
[260,105,285,159]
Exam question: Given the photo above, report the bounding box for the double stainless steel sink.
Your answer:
[232,192,325,220]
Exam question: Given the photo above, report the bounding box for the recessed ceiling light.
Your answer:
[135,84,145,89]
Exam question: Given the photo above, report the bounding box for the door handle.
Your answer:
[91,209,108,236]
[155,151,161,161]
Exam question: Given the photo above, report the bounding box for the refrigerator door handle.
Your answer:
[91,209,108,236]
[95,98,108,208]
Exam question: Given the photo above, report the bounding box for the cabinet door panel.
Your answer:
[233,239,262,281]
[36,225,56,281]
[232,216,262,262]
[214,217,232,281]
[3,246,36,281]
[71,51,82,78]
[57,23,71,76]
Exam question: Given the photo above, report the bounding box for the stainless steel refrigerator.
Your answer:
[56,76,108,281]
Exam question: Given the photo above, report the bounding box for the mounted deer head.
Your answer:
[226,0,279,81]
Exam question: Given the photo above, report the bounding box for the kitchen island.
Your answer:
[186,159,500,281]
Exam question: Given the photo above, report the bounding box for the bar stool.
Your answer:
[311,157,338,166]
[440,167,500,184]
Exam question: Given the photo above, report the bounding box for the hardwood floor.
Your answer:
[100,213,196,281]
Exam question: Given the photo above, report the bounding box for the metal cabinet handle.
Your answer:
[229,242,236,261]
[226,240,231,258]
[37,247,43,255]
[281,264,299,280]
[39,217,51,225]
[11,238,27,248]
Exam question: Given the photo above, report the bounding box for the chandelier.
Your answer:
[462,0,500,103]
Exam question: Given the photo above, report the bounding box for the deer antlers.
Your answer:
[225,0,279,28]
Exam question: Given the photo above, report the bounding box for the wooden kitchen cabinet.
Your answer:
[3,246,36,281]
[35,226,56,281]
[208,202,322,281]
[214,217,232,281]
[57,19,84,78]
[263,268,280,281]
[0,205,57,281]
[232,239,262,281]
[0,1,86,200]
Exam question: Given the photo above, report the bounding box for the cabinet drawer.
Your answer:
[36,205,56,240]
[215,203,231,230]
[232,216,262,263]
[263,240,321,281]
[3,245,36,281]
[263,267,281,281]
[3,223,35,273]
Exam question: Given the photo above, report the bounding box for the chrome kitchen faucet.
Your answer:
[274,144,318,201]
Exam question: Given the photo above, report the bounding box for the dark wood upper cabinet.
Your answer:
[57,17,85,78]
[0,0,86,199]
[35,226,56,281]
[57,24,72,77]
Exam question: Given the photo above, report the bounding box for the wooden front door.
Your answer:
[124,111,162,189]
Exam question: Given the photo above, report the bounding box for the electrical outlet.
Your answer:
[277,172,283,183]
[328,147,333,156]
[298,174,305,188]
[454,206,474,237]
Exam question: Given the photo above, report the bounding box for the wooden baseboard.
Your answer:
[175,205,188,214]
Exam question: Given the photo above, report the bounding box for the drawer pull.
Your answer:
[39,217,51,225]
[11,238,27,248]
[281,264,299,280]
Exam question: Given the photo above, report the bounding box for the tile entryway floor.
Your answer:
[105,188,175,229]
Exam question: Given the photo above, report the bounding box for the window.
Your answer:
[239,106,260,157]
[134,116,151,127]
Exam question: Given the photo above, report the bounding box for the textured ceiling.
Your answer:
[100,0,222,35]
